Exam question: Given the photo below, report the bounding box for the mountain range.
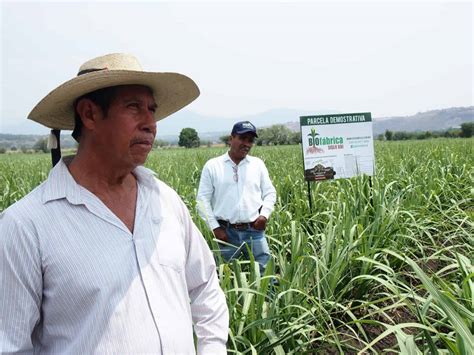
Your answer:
[371,106,473,135]
[1,106,472,148]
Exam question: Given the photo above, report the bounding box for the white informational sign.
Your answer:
[300,112,375,181]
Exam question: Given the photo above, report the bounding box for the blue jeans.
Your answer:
[219,226,271,275]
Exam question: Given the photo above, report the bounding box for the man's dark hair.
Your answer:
[72,86,119,141]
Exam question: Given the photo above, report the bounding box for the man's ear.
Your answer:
[75,98,102,130]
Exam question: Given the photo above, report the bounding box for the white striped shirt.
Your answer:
[0,159,228,354]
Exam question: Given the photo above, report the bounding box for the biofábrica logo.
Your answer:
[307,128,344,147]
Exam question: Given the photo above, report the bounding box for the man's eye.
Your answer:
[149,107,157,113]
[128,103,140,109]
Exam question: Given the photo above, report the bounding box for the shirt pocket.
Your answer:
[150,214,187,273]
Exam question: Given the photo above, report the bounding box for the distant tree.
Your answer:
[0,147,6,154]
[10,146,17,151]
[269,125,292,145]
[376,134,385,141]
[385,130,393,141]
[393,131,411,141]
[220,135,230,146]
[443,128,461,138]
[423,131,433,139]
[255,130,266,145]
[290,131,302,145]
[33,137,49,153]
[256,125,293,146]
[153,139,169,148]
[200,140,212,148]
[460,122,474,138]
[256,131,266,145]
[178,128,200,148]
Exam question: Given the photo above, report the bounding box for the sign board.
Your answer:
[300,112,374,181]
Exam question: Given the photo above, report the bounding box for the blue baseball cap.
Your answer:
[231,121,258,137]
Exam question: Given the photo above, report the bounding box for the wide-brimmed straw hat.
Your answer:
[28,53,200,130]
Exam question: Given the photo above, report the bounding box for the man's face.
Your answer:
[228,133,255,162]
[93,85,157,169]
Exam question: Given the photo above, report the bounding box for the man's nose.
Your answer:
[141,110,157,134]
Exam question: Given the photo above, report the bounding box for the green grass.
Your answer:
[1,138,473,353]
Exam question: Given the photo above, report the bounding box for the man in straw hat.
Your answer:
[0,53,228,354]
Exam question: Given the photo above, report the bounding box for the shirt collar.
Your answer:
[223,151,249,165]
[41,158,158,205]
[132,165,158,190]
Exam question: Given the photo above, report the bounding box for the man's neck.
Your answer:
[67,151,139,233]
[228,151,245,165]
[67,151,136,194]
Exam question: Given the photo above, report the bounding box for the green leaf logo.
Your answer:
[307,128,319,146]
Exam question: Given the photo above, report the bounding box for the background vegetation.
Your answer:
[2,118,472,152]
[178,127,201,148]
[382,122,474,141]
[0,139,473,353]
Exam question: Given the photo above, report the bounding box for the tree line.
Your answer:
[380,122,473,141]
[1,122,472,153]
[178,125,303,148]
[218,125,302,146]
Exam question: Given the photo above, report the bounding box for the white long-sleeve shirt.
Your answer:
[0,159,229,354]
[196,152,277,230]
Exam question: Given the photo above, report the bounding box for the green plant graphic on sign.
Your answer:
[307,128,319,146]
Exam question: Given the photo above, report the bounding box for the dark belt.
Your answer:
[218,220,255,230]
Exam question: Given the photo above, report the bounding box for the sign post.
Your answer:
[300,112,375,213]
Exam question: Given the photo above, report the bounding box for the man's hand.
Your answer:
[252,216,267,231]
[213,227,229,242]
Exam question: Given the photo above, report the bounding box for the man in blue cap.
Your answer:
[197,121,277,275]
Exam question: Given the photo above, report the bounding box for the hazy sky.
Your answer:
[1,0,472,133]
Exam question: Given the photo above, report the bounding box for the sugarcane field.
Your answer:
[1,138,472,353]
[2,2,473,353]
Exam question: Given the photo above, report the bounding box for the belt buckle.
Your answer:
[234,223,248,230]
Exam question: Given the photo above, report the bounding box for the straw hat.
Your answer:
[28,53,200,130]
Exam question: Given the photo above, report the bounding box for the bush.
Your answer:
[460,122,474,138]
[33,137,49,153]
[178,128,200,148]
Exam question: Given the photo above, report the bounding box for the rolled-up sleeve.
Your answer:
[0,211,42,353]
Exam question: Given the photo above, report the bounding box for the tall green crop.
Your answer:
[1,139,472,353]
